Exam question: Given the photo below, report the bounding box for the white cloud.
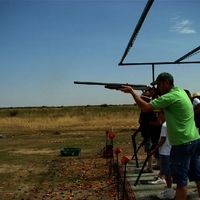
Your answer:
[170,18,196,34]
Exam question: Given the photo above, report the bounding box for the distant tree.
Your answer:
[100,104,108,107]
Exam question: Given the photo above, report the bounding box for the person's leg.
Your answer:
[170,145,190,200]
[153,148,160,169]
[189,139,200,197]
[165,174,172,188]
[196,181,200,198]
[148,144,158,171]
[144,139,153,172]
[147,154,153,170]
[175,184,187,200]
[143,155,153,173]
[157,155,174,199]
[155,157,160,169]
[160,155,171,187]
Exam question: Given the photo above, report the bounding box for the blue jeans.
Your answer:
[170,138,200,185]
[160,154,171,175]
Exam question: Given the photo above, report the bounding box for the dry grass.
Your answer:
[0,105,140,132]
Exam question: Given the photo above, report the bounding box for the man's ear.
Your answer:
[164,79,170,85]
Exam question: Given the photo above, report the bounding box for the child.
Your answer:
[148,113,174,199]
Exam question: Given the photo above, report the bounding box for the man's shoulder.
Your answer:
[166,87,190,102]
[170,86,185,95]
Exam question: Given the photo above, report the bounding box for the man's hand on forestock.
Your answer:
[118,85,134,94]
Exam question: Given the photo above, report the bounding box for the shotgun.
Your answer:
[74,81,150,91]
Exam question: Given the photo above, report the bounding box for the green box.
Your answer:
[60,148,81,156]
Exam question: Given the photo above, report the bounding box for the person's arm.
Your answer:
[119,86,154,112]
[149,136,166,156]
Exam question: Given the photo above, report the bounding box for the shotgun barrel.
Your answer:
[74,81,150,91]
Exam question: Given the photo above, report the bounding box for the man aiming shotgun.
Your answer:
[118,72,200,200]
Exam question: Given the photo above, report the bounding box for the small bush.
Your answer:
[10,110,18,117]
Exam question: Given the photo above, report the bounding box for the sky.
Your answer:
[0,0,200,108]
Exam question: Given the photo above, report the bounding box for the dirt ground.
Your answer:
[0,128,145,200]
[1,152,115,200]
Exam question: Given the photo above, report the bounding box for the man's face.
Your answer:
[156,80,167,95]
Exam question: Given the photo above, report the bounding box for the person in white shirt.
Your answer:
[148,113,174,199]
[192,92,200,133]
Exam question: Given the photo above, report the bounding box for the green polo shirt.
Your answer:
[150,86,199,145]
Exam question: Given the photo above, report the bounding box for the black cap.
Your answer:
[150,72,174,86]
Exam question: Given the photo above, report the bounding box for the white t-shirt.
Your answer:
[159,122,171,156]
[193,97,200,108]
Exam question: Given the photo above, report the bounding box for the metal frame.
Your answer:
[118,0,200,82]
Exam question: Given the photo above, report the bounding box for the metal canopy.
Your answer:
[174,46,200,63]
[118,0,200,81]
[118,0,154,65]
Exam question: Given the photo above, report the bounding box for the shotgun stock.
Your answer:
[74,81,150,91]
